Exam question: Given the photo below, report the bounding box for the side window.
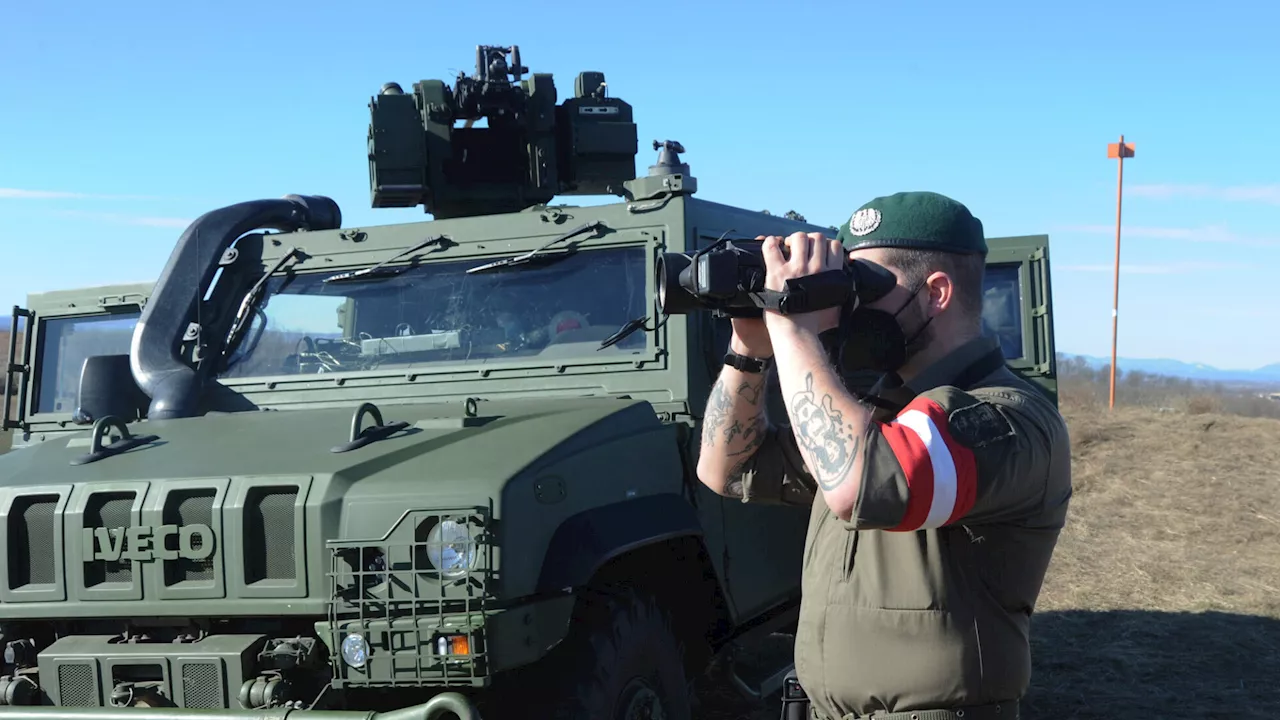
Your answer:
[981,263,1024,361]
[981,234,1056,405]
[35,313,141,415]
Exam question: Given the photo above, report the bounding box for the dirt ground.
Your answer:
[695,403,1280,719]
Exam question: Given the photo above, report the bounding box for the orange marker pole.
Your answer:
[1106,136,1135,410]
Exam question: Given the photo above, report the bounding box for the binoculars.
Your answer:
[656,236,897,319]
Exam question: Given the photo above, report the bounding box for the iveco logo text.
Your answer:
[81,524,215,562]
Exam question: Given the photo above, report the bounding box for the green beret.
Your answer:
[836,191,987,255]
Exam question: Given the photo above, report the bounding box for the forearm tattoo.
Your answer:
[788,372,860,491]
[724,477,745,499]
[703,373,768,493]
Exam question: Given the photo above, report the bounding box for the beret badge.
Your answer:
[848,207,882,237]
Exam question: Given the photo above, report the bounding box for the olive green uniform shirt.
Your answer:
[735,335,1072,718]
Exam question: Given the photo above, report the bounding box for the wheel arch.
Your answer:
[535,493,734,671]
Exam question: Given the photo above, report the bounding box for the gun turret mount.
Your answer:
[368,44,640,219]
[621,139,698,202]
[649,140,689,177]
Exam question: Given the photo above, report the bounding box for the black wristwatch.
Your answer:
[724,350,774,374]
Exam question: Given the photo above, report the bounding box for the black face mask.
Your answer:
[838,284,934,373]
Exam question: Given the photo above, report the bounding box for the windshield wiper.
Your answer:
[224,246,302,357]
[598,314,666,350]
[324,234,452,283]
[466,220,606,274]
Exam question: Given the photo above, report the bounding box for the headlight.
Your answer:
[341,633,369,668]
[427,519,478,578]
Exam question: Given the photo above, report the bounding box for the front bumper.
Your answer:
[0,692,481,719]
[2,504,506,711]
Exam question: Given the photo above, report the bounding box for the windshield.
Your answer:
[221,245,651,380]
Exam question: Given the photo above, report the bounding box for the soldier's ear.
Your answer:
[924,271,955,317]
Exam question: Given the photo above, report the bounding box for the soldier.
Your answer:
[697,191,1072,720]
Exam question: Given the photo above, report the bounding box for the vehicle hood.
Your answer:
[0,395,663,497]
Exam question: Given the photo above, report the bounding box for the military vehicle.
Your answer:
[0,45,1059,719]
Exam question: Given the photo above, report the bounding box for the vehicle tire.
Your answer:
[551,587,694,720]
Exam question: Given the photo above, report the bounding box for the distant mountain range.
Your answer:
[1061,353,1280,386]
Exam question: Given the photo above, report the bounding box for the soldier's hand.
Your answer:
[760,232,843,334]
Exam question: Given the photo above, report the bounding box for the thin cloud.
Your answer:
[1059,261,1247,275]
[121,216,191,228]
[0,187,161,201]
[1055,223,1280,247]
[1128,183,1280,205]
[57,210,191,228]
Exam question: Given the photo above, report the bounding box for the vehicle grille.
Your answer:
[56,663,98,706]
[164,489,216,585]
[38,635,256,709]
[7,494,57,587]
[244,486,298,584]
[180,661,224,708]
[84,492,134,587]
[0,478,310,604]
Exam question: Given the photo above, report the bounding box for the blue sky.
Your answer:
[2,0,1278,370]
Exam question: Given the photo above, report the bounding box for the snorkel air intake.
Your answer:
[130,194,342,421]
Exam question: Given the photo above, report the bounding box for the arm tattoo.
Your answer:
[701,378,733,448]
[703,375,765,446]
[723,478,745,499]
[724,418,766,481]
[788,372,860,491]
[702,373,768,492]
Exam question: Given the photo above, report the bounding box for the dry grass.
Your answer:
[1023,401,1280,719]
[696,366,1280,719]
[1038,406,1280,616]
